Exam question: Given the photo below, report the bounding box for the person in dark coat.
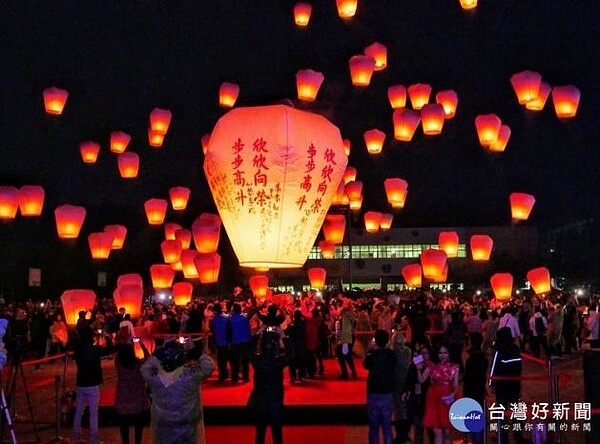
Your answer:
[463,333,488,444]
[285,310,307,382]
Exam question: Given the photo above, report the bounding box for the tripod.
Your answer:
[0,379,17,444]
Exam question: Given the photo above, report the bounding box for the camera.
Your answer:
[132,337,141,343]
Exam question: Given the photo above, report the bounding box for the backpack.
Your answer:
[535,316,547,336]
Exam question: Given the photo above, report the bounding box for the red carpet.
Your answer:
[205,425,350,444]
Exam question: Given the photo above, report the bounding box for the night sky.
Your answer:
[1,0,599,297]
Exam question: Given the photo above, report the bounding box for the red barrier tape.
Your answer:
[20,352,72,367]
[520,352,547,367]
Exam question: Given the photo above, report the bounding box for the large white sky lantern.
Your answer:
[204,105,348,269]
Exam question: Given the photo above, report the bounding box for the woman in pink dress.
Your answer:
[421,345,459,444]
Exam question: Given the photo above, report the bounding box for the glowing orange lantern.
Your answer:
[388,85,407,109]
[343,167,357,184]
[118,152,140,178]
[470,235,493,261]
[294,2,312,27]
[110,131,131,154]
[510,192,535,221]
[148,129,165,148]
[296,69,324,102]
[488,125,511,153]
[173,282,193,306]
[349,55,375,87]
[331,181,349,206]
[18,185,44,217]
[219,82,240,108]
[490,273,513,301]
[88,232,113,259]
[61,289,96,326]
[323,214,346,244]
[438,231,459,258]
[319,240,336,259]
[402,264,422,288]
[144,199,168,225]
[249,275,269,298]
[171,260,183,272]
[133,326,155,359]
[0,186,19,219]
[204,105,347,269]
[80,141,100,164]
[510,70,542,105]
[348,195,363,211]
[149,108,172,134]
[525,82,551,111]
[420,104,445,135]
[552,85,580,118]
[114,284,143,319]
[150,264,175,289]
[308,267,326,289]
[393,109,421,142]
[364,129,386,154]
[174,228,192,249]
[345,181,363,201]
[181,250,199,278]
[55,204,86,239]
[117,273,143,289]
[435,90,458,118]
[384,178,408,209]
[343,139,351,157]
[364,211,382,233]
[527,267,551,295]
[459,0,478,9]
[192,213,221,254]
[364,42,387,71]
[475,114,502,147]
[201,134,211,155]
[420,249,448,280]
[408,84,432,110]
[194,253,221,284]
[165,223,182,240]
[104,224,127,249]
[161,239,183,264]
[431,263,449,283]
[43,87,68,115]
[169,186,191,211]
[336,0,358,18]
[380,213,393,230]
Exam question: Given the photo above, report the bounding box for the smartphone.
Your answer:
[177,336,188,344]
[96,329,103,334]
[266,326,276,332]
[413,354,425,366]
[132,337,141,343]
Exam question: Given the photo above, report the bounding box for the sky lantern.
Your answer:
[164,223,182,240]
[201,134,211,155]
[525,82,551,111]
[407,83,432,110]
[470,235,493,261]
[54,204,86,239]
[194,253,221,284]
[379,213,393,230]
[431,263,449,283]
[249,275,269,298]
[174,228,192,249]
[18,185,44,217]
[402,264,422,288]
[438,231,459,258]
[348,195,363,211]
[169,186,191,211]
[0,186,19,219]
[149,108,172,134]
[348,55,375,87]
[172,282,193,306]
[161,239,182,264]
[510,70,542,105]
[43,87,68,115]
[364,211,382,233]
[475,114,502,147]
[331,181,349,206]
[420,249,448,281]
[323,214,346,244]
[384,178,408,209]
[420,104,446,135]
[388,85,407,109]
[296,69,324,102]
[144,199,168,225]
[308,267,326,289]
[192,213,221,253]
[181,250,199,278]
[490,273,513,301]
[459,0,478,10]
[219,82,240,108]
[336,0,358,18]
[343,139,351,157]
[293,2,312,27]
[344,180,363,201]
[343,166,357,184]
[393,108,421,142]
[114,285,143,318]
[61,290,96,326]
[510,192,535,221]
[364,42,387,71]
[552,85,580,118]
[117,273,143,289]
[171,260,183,272]
[110,131,131,154]
[435,90,458,118]
[88,232,113,259]
[148,128,165,148]
[80,141,100,164]
[204,105,347,269]
[363,129,386,154]
[118,152,140,178]
[319,240,336,259]
[488,125,511,152]
[150,264,176,289]
[104,224,127,249]
[527,267,551,295]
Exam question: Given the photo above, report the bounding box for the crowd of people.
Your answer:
[0,286,598,444]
